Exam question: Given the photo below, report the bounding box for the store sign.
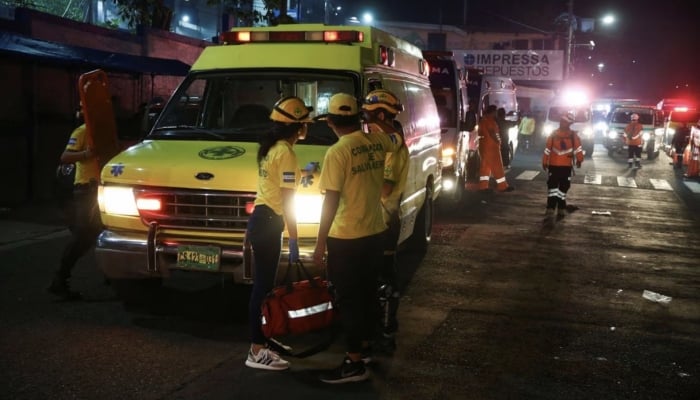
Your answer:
[455,50,564,81]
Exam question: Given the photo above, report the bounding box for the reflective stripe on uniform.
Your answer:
[547,188,566,200]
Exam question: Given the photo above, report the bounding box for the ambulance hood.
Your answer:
[101,140,327,192]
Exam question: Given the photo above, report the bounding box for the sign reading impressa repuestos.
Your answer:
[455,50,564,81]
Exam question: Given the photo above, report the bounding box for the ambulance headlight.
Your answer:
[294,193,323,223]
[98,186,139,216]
[441,147,455,167]
[642,132,650,141]
[543,124,555,137]
[595,121,608,132]
[508,126,518,139]
[607,130,619,140]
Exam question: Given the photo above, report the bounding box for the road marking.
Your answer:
[516,170,540,180]
[584,174,602,184]
[684,181,700,193]
[649,179,673,191]
[617,176,637,188]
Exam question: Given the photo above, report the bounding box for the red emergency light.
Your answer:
[674,106,689,112]
[219,30,364,44]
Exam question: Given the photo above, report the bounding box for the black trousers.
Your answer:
[246,205,284,345]
[327,232,383,353]
[546,166,573,210]
[58,184,102,280]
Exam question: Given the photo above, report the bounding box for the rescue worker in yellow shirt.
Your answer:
[478,105,514,192]
[313,93,403,384]
[542,112,584,221]
[244,96,314,371]
[362,89,407,354]
[624,113,643,169]
[48,102,101,300]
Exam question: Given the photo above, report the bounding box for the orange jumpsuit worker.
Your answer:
[478,105,513,192]
[542,112,584,219]
[624,113,643,169]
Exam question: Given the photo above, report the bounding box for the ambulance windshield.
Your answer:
[149,71,356,145]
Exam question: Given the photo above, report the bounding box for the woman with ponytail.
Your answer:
[244,96,314,371]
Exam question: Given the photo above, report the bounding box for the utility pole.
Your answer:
[565,0,574,80]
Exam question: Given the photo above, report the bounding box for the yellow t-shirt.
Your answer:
[382,146,409,220]
[319,130,402,239]
[254,140,299,215]
[65,124,100,185]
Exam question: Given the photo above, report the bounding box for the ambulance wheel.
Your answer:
[410,185,433,251]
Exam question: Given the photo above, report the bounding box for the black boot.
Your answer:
[47,275,82,300]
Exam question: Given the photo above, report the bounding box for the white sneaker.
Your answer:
[245,347,290,370]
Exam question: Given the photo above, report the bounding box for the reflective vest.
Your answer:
[542,128,584,167]
[624,121,643,146]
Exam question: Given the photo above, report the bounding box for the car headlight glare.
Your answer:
[99,186,139,216]
[607,130,618,140]
[294,193,323,224]
[642,132,650,141]
[583,127,593,138]
[543,124,555,136]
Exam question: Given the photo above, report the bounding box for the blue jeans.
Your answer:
[246,205,284,345]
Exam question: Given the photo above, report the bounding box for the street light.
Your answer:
[563,1,614,80]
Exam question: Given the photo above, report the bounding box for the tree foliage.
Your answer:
[111,0,171,29]
[1,0,89,22]
[205,0,285,27]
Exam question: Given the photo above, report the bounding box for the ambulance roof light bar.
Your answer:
[220,30,364,45]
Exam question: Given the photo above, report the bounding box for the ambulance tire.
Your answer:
[647,140,658,160]
[409,184,433,252]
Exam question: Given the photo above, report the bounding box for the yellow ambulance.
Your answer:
[95,24,442,292]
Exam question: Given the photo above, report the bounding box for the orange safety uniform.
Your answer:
[542,127,584,212]
[624,121,643,146]
[624,120,643,168]
[478,114,510,191]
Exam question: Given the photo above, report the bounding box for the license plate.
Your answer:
[176,245,221,271]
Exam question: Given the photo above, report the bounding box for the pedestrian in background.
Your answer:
[244,96,314,371]
[624,113,643,169]
[542,112,584,222]
[518,110,536,151]
[671,122,690,170]
[362,89,407,354]
[313,93,403,384]
[496,107,511,169]
[478,105,514,192]
[47,102,101,301]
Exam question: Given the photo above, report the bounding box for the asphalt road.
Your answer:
[1,144,698,400]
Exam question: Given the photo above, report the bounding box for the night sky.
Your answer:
[345,0,700,103]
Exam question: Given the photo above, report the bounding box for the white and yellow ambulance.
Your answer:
[95,24,442,291]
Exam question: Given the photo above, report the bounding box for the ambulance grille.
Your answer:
[135,188,255,232]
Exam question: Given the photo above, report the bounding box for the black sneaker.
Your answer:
[320,356,370,384]
[47,279,82,301]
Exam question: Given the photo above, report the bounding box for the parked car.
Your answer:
[662,108,700,154]
[604,105,664,159]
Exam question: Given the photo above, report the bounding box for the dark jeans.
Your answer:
[628,145,642,162]
[546,166,573,210]
[381,213,401,334]
[327,232,383,353]
[58,184,102,280]
[246,205,284,345]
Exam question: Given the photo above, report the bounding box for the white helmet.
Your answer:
[631,113,639,121]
